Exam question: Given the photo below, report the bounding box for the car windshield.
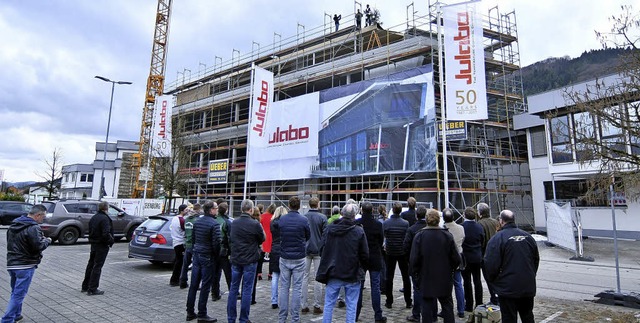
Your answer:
[42,202,56,213]
[139,218,167,231]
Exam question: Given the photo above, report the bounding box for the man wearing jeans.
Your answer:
[227,199,265,323]
[443,208,466,319]
[185,201,221,322]
[2,205,51,323]
[274,196,310,323]
[316,203,369,323]
[301,197,327,315]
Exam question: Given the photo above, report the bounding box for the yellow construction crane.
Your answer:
[132,0,173,198]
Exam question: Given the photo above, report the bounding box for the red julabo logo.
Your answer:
[453,12,472,84]
[252,81,269,137]
[268,125,310,144]
[157,100,167,138]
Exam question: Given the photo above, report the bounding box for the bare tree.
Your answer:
[152,120,192,211]
[36,147,63,200]
[561,5,640,202]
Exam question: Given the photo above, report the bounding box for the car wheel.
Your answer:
[149,260,164,265]
[58,227,80,245]
[125,225,138,242]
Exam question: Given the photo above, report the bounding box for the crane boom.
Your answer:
[132,0,173,198]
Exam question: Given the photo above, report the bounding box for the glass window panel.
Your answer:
[551,144,573,163]
[550,116,570,145]
[530,126,547,157]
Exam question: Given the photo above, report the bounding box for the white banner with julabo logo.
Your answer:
[443,1,487,121]
[247,91,320,182]
[248,66,274,148]
[152,95,172,157]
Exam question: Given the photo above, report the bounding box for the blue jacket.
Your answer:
[192,215,221,257]
[461,220,485,264]
[305,209,327,256]
[484,223,539,298]
[274,210,310,260]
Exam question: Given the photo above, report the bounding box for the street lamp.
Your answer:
[95,75,132,200]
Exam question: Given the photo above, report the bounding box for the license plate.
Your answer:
[137,236,147,243]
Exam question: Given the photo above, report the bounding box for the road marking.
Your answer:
[540,311,564,323]
[310,317,323,322]
[109,260,147,265]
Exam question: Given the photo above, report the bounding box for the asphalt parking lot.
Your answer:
[0,228,638,322]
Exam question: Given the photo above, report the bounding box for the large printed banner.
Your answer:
[443,1,488,120]
[152,95,173,157]
[246,65,437,182]
[249,66,274,148]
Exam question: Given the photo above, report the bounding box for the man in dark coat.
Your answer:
[484,210,539,323]
[316,203,369,323]
[2,204,51,322]
[186,200,221,322]
[461,207,485,312]
[82,201,114,296]
[382,202,411,309]
[410,208,460,323]
[400,196,417,226]
[301,197,327,314]
[402,205,427,322]
[355,201,387,323]
[227,199,265,323]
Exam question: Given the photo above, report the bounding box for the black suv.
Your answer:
[40,199,144,245]
[0,201,34,225]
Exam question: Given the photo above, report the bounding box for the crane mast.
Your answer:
[132,0,173,198]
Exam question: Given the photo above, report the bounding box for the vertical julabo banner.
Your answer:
[152,95,172,157]
[208,159,229,184]
[443,0,487,120]
[248,66,274,149]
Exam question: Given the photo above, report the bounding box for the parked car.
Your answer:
[0,201,34,225]
[128,214,176,265]
[40,199,144,245]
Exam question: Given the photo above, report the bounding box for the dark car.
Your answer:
[128,214,176,264]
[40,199,144,245]
[0,201,34,225]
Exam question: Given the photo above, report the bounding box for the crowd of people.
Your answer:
[2,197,539,323]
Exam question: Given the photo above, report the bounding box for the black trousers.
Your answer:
[422,295,454,323]
[499,296,534,323]
[482,266,499,305]
[462,262,483,311]
[212,255,232,297]
[384,254,412,306]
[170,244,185,284]
[82,244,110,291]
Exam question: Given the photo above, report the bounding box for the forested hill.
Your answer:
[520,48,633,96]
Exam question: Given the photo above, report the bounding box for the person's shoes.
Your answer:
[405,302,412,309]
[399,287,404,292]
[186,312,197,321]
[268,274,272,281]
[301,307,310,314]
[271,304,278,309]
[211,295,221,301]
[384,302,392,309]
[337,300,346,308]
[170,281,180,286]
[80,288,88,293]
[257,273,263,280]
[313,306,323,314]
[14,314,23,322]
[180,283,189,289]
[406,315,419,322]
[237,294,241,300]
[196,315,217,323]
[87,289,105,296]
[375,317,387,323]
[458,312,466,318]
[251,300,257,305]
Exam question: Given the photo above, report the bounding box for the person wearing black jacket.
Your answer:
[316,203,369,323]
[186,201,221,322]
[400,197,417,226]
[484,210,539,323]
[227,199,265,323]
[355,201,387,323]
[82,201,114,296]
[410,209,461,323]
[461,207,485,312]
[402,205,427,322]
[2,205,51,323]
[382,202,411,309]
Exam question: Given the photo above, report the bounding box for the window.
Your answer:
[549,115,572,163]
[80,174,94,182]
[544,179,626,207]
[572,112,596,161]
[529,126,547,157]
[599,106,626,158]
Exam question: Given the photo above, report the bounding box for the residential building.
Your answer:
[60,164,94,199]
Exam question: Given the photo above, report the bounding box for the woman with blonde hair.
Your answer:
[269,206,288,309]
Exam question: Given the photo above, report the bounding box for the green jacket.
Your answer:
[184,214,198,249]
[215,212,231,257]
[327,213,341,224]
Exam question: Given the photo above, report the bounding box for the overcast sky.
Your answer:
[0,0,635,183]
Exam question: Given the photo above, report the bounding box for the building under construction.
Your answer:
[166,3,533,226]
